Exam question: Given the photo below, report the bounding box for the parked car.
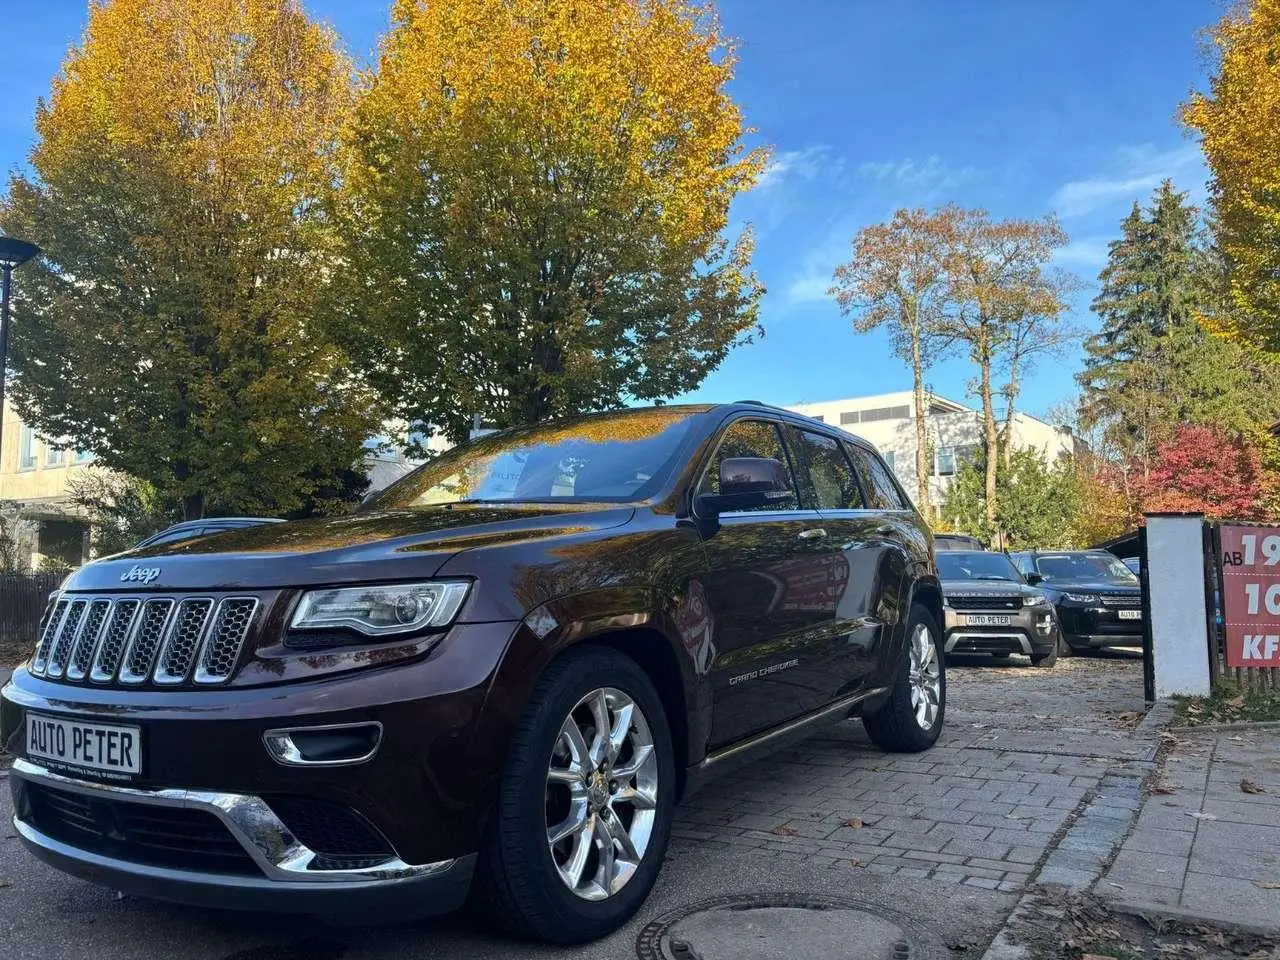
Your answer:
[937,551,1059,667]
[1009,550,1143,656]
[134,517,283,549]
[1,402,943,944]
[934,533,985,552]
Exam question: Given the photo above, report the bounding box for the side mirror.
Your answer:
[1025,572,1044,586]
[696,457,792,516]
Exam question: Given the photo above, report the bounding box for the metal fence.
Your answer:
[0,572,62,646]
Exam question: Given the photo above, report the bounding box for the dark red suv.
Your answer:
[1,403,943,943]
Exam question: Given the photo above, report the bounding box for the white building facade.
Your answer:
[785,391,1075,508]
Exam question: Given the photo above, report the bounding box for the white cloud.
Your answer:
[857,155,975,194]
[1050,144,1206,218]
[755,145,843,191]
[784,273,834,306]
[1055,237,1112,270]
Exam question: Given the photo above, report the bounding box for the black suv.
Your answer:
[3,403,942,943]
[1010,550,1143,655]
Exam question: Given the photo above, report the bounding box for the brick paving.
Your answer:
[670,652,1151,892]
[1099,724,1280,930]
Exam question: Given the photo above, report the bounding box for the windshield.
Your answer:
[1033,552,1138,585]
[364,409,700,509]
[937,551,1023,582]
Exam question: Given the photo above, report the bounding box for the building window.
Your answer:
[45,443,63,467]
[860,405,911,423]
[839,411,858,425]
[19,425,37,470]
[935,446,957,476]
[883,450,896,473]
[77,449,95,464]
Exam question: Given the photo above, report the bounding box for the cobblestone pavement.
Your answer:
[1099,723,1280,930]
[669,651,1152,892]
[0,652,1150,959]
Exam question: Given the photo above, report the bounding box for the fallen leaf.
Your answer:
[1241,779,1266,795]
[0,880,12,890]
[843,817,863,829]
[771,825,797,836]
[851,859,864,867]
[1186,811,1218,820]
[1254,880,1280,889]
[1151,784,1176,795]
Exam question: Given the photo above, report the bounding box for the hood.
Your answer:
[63,503,635,592]
[941,579,1040,598]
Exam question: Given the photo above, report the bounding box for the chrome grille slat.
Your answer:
[153,598,215,685]
[31,599,69,676]
[46,600,89,679]
[36,592,258,687]
[118,599,177,684]
[91,599,142,683]
[194,598,259,684]
[66,599,113,681]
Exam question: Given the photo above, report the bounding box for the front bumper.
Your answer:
[943,604,1057,656]
[1,619,520,909]
[1056,605,1143,648]
[10,759,475,916]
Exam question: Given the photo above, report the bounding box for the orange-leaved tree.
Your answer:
[829,207,959,520]
[336,0,767,443]
[0,0,380,519]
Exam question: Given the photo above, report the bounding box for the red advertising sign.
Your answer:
[1220,523,1280,667]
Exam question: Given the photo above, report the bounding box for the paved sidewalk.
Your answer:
[1098,725,1280,930]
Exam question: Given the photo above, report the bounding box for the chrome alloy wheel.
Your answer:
[908,623,942,730]
[546,687,658,901]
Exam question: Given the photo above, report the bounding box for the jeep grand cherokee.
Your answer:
[1,403,943,943]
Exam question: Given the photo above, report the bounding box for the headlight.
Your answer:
[290,581,470,637]
[1023,594,1048,606]
[1063,592,1098,604]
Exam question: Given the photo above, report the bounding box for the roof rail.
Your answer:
[735,399,767,406]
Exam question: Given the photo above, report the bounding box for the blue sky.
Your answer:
[0,1,1217,421]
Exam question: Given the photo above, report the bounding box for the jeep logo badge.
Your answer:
[120,565,162,585]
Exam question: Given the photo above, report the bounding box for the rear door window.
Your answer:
[844,443,906,510]
[786,428,865,510]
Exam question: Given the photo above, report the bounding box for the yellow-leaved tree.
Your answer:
[337,0,767,441]
[1183,0,1280,349]
[1,0,381,519]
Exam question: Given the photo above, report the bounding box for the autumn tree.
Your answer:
[940,210,1074,541]
[337,0,766,443]
[829,207,956,519]
[1183,0,1280,350]
[0,0,381,519]
[1134,425,1277,519]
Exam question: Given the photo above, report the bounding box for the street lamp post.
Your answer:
[0,235,41,459]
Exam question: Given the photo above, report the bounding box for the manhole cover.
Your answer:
[636,893,943,960]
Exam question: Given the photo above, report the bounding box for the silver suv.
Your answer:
[938,551,1060,667]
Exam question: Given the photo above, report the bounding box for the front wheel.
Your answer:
[472,647,675,943]
[863,604,945,752]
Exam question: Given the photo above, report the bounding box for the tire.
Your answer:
[471,646,676,944]
[1056,633,1077,658]
[1030,646,1057,668]
[863,604,945,753]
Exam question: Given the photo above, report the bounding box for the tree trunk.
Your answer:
[910,330,932,522]
[977,323,1000,547]
[181,492,205,521]
[1002,358,1019,471]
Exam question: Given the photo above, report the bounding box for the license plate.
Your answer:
[1118,609,1142,621]
[965,615,1012,626]
[26,713,142,776]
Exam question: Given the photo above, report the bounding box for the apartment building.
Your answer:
[785,390,1075,507]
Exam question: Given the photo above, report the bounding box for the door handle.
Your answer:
[798,528,828,540]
